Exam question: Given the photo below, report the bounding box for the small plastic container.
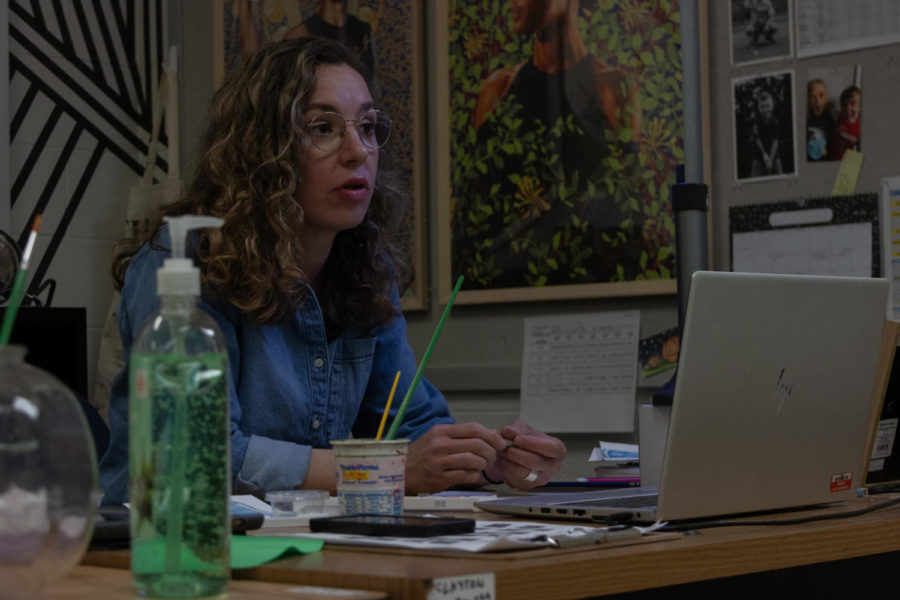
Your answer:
[265,490,329,515]
[331,439,409,515]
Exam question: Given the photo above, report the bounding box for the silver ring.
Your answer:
[523,469,539,482]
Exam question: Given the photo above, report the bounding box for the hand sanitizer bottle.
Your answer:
[128,215,230,598]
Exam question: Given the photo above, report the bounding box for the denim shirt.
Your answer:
[98,229,454,504]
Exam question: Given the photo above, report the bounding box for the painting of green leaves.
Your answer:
[445,0,684,300]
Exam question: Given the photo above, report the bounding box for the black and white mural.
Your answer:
[8,0,169,398]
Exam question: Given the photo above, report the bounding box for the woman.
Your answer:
[99,37,565,503]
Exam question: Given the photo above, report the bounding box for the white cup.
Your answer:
[331,439,409,515]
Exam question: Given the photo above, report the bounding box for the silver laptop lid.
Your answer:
[474,272,888,524]
[657,271,888,521]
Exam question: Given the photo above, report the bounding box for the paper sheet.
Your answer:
[796,0,900,57]
[234,493,498,521]
[589,441,639,463]
[832,150,863,195]
[129,533,322,570]
[519,311,639,433]
[232,495,338,527]
[231,536,323,569]
[281,521,606,553]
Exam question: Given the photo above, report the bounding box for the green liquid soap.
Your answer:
[129,352,230,598]
[127,215,231,598]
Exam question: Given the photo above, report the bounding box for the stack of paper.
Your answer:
[323,491,498,512]
[232,491,496,528]
[232,495,338,528]
[281,521,654,553]
[589,441,639,478]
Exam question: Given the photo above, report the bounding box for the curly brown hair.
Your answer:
[113,37,412,336]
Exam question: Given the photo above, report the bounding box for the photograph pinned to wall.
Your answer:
[436,0,698,304]
[732,70,796,182]
[730,0,792,66]
[805,65,862,163]
[213,0,428,309]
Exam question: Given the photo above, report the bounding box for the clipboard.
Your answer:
[729,194,880,277]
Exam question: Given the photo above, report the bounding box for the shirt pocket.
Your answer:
[328,336,377,440]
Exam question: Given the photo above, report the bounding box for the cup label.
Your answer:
[335,452,406,515]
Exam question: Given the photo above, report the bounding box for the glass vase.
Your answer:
[0,345,99,599]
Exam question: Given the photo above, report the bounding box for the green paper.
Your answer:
[230,535,324,569]
[132,535,323,573]
[132,536,223,574]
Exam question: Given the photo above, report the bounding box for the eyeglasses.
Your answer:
[303,109,391,153]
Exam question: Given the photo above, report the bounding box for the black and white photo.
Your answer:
[730,0,792,66]
[733,71,796,181]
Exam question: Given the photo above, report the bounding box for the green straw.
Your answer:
[384,275,464,440]
[0,215,41,345]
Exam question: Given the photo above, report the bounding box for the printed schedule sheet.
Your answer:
[520,311,639,433]
[796,0,900,57]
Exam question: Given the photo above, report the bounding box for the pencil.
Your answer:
[0,214,42,345]
[376,370,401,440]
[384,275,464,440]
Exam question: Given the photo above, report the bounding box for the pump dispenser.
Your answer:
[155,215,221,296]
[128,215,230,598]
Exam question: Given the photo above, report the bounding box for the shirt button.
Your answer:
[314,357,325,368]
[312,419,321,429]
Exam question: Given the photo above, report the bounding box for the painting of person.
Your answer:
[472,0,641,135]
[284,1,378,86]
[450,0,679,293]
[235,0,377,87]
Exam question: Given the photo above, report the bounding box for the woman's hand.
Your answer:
[483,420,567,489]
[405,423,506,494]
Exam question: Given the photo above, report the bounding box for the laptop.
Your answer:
[476,271,889,523]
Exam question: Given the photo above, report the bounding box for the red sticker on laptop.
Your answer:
[830,472,852,493]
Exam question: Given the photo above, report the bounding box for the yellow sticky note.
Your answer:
[832,150,863,195]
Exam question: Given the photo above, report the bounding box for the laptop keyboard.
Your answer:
[561,494,658,508]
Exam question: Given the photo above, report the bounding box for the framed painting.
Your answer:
[213,0,428,310]
[436,0,696,303]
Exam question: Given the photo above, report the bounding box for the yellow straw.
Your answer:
[376,370,401,440]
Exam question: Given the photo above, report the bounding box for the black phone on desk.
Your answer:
[309,514,475,537]
[90,504,265,551]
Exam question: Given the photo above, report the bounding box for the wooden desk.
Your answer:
[84,495,900,599]
[41,565,386,599]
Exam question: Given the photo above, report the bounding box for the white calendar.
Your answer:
[520,311,639,433]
